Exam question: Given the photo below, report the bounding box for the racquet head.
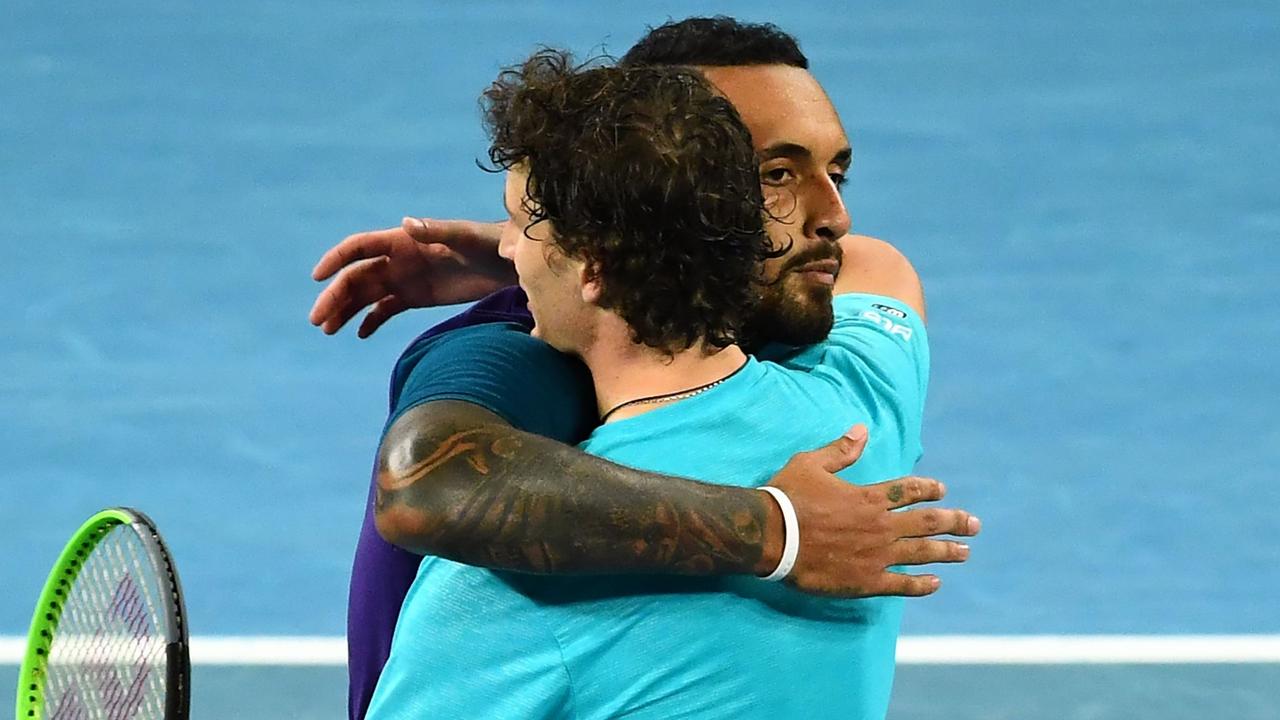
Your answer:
[16,507,190,720]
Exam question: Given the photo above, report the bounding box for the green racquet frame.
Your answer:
[15,507,190,720]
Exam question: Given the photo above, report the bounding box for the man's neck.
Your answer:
[579,319,749,423]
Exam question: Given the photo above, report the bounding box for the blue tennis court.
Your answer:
[3,1,1278,718]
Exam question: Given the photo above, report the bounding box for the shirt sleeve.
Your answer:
[388,322,596,443]
[810,293,931,458]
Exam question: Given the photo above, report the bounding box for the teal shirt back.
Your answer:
[368,293,929,720]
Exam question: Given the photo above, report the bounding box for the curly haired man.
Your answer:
[326,18,979,720]
[366,48,939,720]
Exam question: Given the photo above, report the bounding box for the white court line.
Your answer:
[895,635,1280,664]
[3,635,1280,666]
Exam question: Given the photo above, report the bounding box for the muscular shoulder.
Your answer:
[833,234,927,323]
[390,322,596,443]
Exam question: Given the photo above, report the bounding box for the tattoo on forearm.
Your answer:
[376,402,767,576]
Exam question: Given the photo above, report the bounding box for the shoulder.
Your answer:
[392,321,537,400]
[396,321,564,384]
[800,293,930,425]
[390,322,595,442]
[833,234,926,323]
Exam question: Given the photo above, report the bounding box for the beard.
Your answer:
[742,240,842,349]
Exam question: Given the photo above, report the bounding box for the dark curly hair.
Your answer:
[483,49,780,353]
[620,16,809,69]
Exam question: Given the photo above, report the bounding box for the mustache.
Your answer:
[780,240,844,275]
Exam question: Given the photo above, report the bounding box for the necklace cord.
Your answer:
[600,359,749,422]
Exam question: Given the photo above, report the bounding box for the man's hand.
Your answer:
[759,425,980,597]
[309,217,514,338]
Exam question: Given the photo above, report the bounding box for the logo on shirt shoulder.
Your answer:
[859,309,913,342]
[871,303,908,320]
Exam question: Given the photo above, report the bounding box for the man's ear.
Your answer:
[580,262,603,305]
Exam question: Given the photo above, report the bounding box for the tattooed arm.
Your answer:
[375,399,976,593]
[375,399,782,576]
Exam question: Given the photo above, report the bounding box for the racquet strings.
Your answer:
[43,523,172,720]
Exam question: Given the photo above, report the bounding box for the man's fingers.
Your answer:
[875,572,941,598]
[402,216,479,249]
[309,271,354,326]
[311,229,402,281]
[405,217,506,252]
[872,476,944,509]
[310,258,391,332]
[310,257,384,326]
[889,538,970,566]
[894,507,982,538]
[807,424,869,473]
[358,295,411,339]
[400,216,435,242]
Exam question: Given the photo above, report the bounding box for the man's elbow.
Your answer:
[373,495,427,552]
[370,400,508,555]
[372,452,444,555]
[372,406,453,554]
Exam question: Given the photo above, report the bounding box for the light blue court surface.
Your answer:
[3,1,1278,718]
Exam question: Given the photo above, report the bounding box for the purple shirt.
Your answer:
[346,287,535,720]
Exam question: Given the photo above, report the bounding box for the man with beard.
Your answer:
[313,18,979,720]
[371,47,935,719]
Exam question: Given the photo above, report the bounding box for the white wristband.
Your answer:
[758,486,799,582]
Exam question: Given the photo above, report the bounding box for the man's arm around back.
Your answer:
[376,399,978,597]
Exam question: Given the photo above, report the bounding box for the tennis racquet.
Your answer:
[15,507,190,720]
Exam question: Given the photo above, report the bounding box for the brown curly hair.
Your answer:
[482,49,782,353]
